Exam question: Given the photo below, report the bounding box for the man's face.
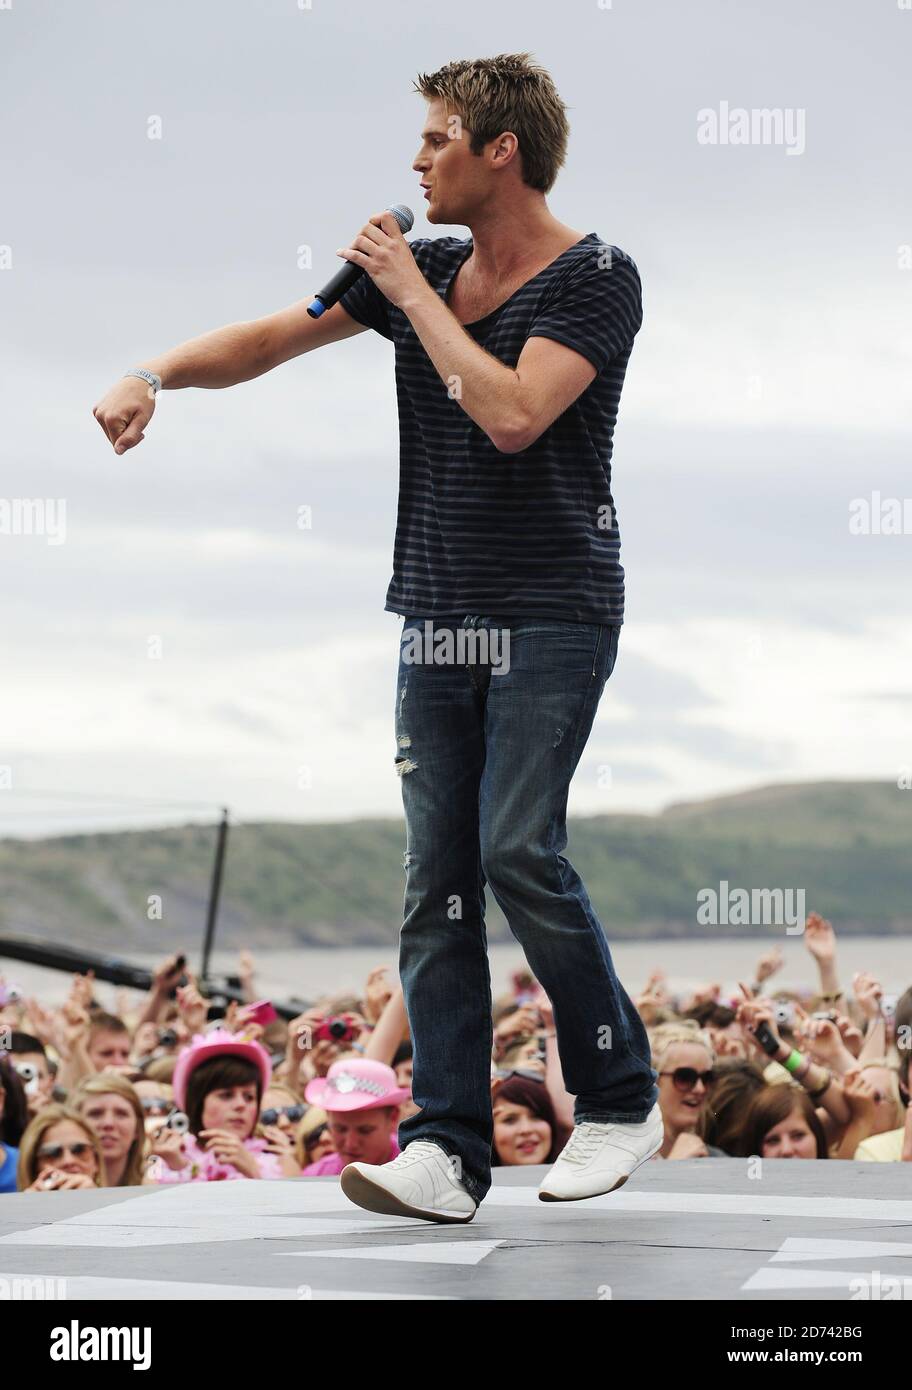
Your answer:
[88,1029,132,1074]
[326,1108,395,1164]
[412,98,486,226]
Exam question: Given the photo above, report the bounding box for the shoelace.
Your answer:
[388,1141,474,1205]
[392,1140,449,1169]
[558,1121,619,1166]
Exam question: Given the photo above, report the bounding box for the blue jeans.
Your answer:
[393,614,658,1205]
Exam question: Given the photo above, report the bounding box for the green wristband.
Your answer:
[783,1049,803,1074]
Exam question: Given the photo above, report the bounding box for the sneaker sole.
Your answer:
[340,1165,477,1224]
[537,1134,663,1202]
[538,1173,629,1202]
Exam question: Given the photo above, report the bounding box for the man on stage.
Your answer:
[92,51,661,1224]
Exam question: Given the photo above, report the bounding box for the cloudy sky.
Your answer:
[1,0,910,838]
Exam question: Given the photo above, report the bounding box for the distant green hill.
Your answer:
[0,781,908,952]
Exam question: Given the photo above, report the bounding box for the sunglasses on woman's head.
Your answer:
[139,1096,171,1114]
[660,1067,717,1093]
[38,1142,93,1160]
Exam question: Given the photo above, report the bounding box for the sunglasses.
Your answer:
[660,1067,717,1093]
[38,1142,93,1161]
[491,1068,546,1083]
[260,1104,306,1126]
[139,1096,172,1115]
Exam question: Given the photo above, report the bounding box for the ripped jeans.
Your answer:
[392,614,658,1206]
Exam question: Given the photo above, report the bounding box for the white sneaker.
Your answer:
[538,1102,664,1201]
[340,1140,478,1224]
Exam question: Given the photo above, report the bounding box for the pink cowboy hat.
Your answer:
[171,1028,273,1110]
[304,1058,410,1113]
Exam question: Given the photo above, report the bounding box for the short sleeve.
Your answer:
[527,248,644,374]
[338,269,394,341]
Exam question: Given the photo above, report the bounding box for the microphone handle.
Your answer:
[306,261,362,319]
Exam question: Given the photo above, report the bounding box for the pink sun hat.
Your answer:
[171,1028,273,1111]
[304,1058,410,1112]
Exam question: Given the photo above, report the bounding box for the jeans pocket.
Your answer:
[528,621,602,673]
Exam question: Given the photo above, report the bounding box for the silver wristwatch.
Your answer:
[124,368,162,394]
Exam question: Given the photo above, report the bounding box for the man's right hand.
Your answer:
[92,377,156,454]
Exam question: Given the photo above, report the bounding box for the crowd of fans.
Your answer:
[1,912,909,1193]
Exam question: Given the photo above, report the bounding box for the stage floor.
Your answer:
[2,1159,910,1301]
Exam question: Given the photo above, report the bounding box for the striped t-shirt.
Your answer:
[338,232,643,624]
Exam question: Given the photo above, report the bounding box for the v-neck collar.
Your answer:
[441,232,597,329]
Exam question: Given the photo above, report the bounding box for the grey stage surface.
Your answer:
[1,1159,910,1301]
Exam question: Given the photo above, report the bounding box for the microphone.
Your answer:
[306,204,414,318]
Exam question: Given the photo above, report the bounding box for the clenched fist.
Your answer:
[92,377,156,454]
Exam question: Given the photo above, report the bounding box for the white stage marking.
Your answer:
[281,1239,504,1265]
[771,1236,912,1262]
[743,1266,912,1292]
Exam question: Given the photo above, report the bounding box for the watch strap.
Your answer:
[124,368,162,394]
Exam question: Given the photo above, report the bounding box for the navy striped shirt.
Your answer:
[338,232,643,624]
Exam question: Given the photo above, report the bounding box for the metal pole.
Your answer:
[201,807,230,986]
